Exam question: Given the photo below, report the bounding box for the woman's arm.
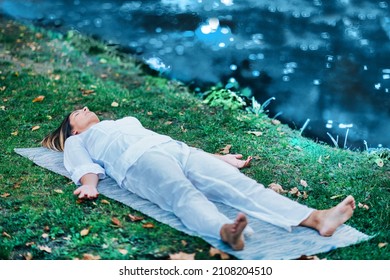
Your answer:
[213,153,252,169]
[73,173,100,199]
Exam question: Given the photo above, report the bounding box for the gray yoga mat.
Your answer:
[15,147,371,259]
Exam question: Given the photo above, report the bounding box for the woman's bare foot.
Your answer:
[301,195,356,236]
[220,213,248,250]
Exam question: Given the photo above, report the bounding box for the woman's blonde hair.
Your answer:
[41,113,72,151]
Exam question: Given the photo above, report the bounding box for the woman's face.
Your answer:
[69,106,100,135]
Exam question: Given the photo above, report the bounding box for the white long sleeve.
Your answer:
[63,117,172,186]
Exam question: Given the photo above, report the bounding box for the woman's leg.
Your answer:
[185,148,313,231]
[185,148,355,234]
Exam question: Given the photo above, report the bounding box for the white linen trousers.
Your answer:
[122,140,314,239]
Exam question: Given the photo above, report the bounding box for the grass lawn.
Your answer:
[0,17,389,260]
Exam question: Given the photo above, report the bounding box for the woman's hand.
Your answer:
[74,173,100,199]
[217,154,253,169]
[73,184,99,199]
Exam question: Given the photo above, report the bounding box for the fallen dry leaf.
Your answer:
[358,202,370,210]
[111,101,119,107]
[300,179,308,188]
[38,245,52,253]
[147,111,153,116]
[82,253,101,260]
[118,249,128,255]
[142,222,155,228]
[32,95,45,103]
[111,217,122,227]
[128,214,144,222]
[268,183,287,194]
[11,131,18,136]
[169,251,195,260]
[25,242,35,246]
[80,228,90,236]
[53,189,63,194]
[165,121,173,125]
[31,125,40,131]
[2,232,11,238]
[41,233,49,239]
[246,131,262,137]
[80,88,95,96]
[181,240,187,246]
[378,242,388,248]
[24,252,33,260]
[297,255,320,260]
[330,194,343,200]
[271,119,281,125]
[209,247,230,260]
[0,193,10,198]
[220,144,232,154]
[100,199,110,204]
[289,187,301,197]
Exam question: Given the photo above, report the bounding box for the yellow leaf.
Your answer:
[164,121,173,125]
[330,194,343,200]
[38,245,52,253]
[53,189,63,194]
[32,95,45,102]
[300,179,308,187]
[268,183,287,194]
[0,193,10,198]
[80,88,95,96]
[11,131,18,136]
[82,253,101,260]
[209,247,230,260]
[147,111,153,116]
[31,125,40,131]
[219,144,232,154]
[128,214,144,222]
[80,228,90,236]
[111,101,119,107]
[378,242,388,248]
[169,251,195,260]
[2,232,11,238]
[111,217,122,227]
[118,249,128,255]
[142,222,155,228]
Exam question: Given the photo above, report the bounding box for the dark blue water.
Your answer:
[1,0,390,150]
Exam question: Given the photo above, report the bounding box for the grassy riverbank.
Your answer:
[0,17,389,260]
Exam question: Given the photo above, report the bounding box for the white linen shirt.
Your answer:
[64,117,172,186]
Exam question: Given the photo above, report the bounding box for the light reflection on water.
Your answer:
[1,0,389,149]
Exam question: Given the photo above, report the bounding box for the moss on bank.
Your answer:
[0,17,389,260]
